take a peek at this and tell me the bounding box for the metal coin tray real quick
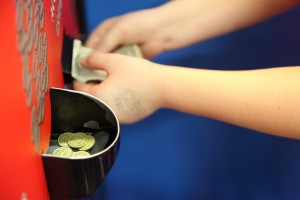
[42,88,120,200]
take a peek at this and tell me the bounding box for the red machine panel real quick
[0,0,79,199]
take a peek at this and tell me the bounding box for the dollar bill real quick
[113,44,143,57]
[71,39,107,83]
[72,39,143,83]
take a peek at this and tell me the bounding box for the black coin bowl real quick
[42,88,120,200]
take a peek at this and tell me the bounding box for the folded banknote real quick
[72,39,143,83]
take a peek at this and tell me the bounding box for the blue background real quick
[82,1,300,200]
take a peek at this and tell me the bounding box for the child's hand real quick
[73,52,165,124]
[85,0,208,58]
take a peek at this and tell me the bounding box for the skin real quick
[74,0,300,139]
[74,54,300,139]
[85,0,300,58]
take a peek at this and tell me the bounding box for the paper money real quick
[113,44,143,57]
[72,40,107,83]
[72,39,143,83]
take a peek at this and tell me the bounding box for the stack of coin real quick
[52,132,95,158]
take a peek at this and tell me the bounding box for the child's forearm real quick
[159,66,300,139]
[160,0,300,45]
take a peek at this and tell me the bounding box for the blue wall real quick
[83,1,300,199]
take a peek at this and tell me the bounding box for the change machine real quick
[0,1,120,199]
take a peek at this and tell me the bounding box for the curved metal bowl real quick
[42,88,120,200]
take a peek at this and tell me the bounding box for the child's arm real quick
[85,0,300,58]
[75,53,300,139]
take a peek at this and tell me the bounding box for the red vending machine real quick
[0,1,120,199]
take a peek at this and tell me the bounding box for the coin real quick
[72,151,90,158]
[58,132,73,147]
[53,146,73,157]
[68,132,87,148]
[79,135,95,151]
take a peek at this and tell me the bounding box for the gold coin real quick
[71,151,90,158]
[53,147,73,157]
[68,132,87,148]
[79,135,95,151]
[58,132,73,147]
